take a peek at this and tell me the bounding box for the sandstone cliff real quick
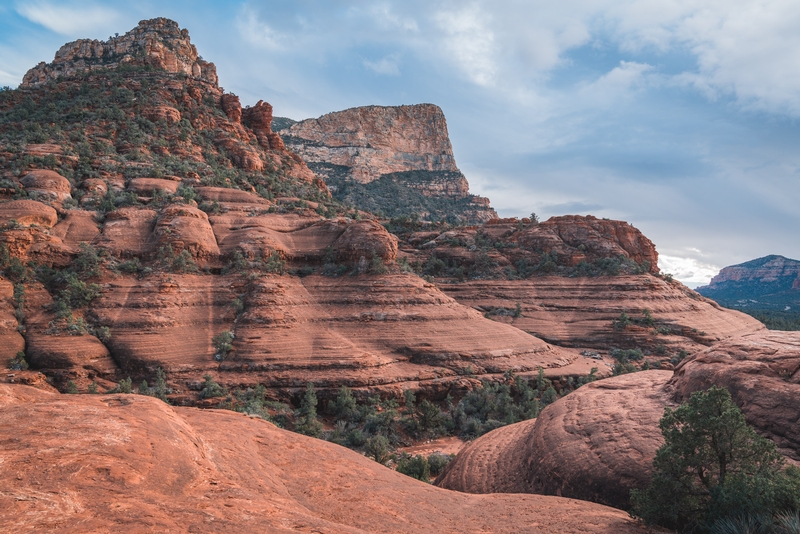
[22,18,218,87]
[278,105,497,223]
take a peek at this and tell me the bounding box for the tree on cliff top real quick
[630,386,800,532]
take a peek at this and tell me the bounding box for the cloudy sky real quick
[2,0,799,287]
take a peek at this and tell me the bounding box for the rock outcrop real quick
[22,18,218,86]
[283,105,459,182]
[436,371,674,510]
[279,105,497,223]
[669,330,800,461]
[0,383,645,533]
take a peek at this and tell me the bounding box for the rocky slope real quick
[278,105,497,223]
[0,383,646,533]
[696,255,800,311]
[669,330,800,461]
[398,215,763,359]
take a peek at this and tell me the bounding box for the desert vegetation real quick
[631,386,800,533]
[194,367,598,480]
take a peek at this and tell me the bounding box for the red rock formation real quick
[0,278,25,361]
[0,199,58,227]
[242,100,285,150]
[220,93,242,123]
[669,330,800,461]
[151,204,220,259]
[142,105,182,124]
[705,255,800,286]
[436,371,675,510]
[51,211,100,247]
[442,276,762,353]
[0,383,643,533]
[284,104,460,182]
[21,18,218,86]
[20,170,72,202]
[126,177,181,196]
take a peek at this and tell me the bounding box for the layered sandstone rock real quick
[0,199,58,228]
[436,371,674,510]
[669,330,800,461]
[0,383,643,533]
[0,278,25,361]
[442,276,763,353]
[22,18,218,86]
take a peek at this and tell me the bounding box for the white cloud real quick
[434,5,496,86]
[659,254,721,288]
[16,1,120,36]
[364,54,401,76]
[236,4,285,51]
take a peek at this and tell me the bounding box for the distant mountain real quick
[696,255,800,330]
[696,255,800,310]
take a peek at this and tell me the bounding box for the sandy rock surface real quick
[0,383,648,533]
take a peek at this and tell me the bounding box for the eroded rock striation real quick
[279,105,497,223]
[0,383,645,533]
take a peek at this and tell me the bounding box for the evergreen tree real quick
[631,386,800,532]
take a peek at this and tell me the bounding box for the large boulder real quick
[436,371,674,510]
[0,200,58,228]
[20,170,72,201]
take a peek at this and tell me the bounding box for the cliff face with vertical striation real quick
[278,105,498,223]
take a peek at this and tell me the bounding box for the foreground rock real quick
[436,371,675,510]
[0,383,645,533]
[669,330,800,461]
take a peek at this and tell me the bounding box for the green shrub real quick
[199,374,226,399]
[396,454,430,483]
[112,377,133,394]
[427,453,454,477]
[66,380,78,394]
[365,434,391,464]
[612,311,632,330]
[8,351,28,370]
[212,331,234,361]
[610,348,644,363]
[295,382,323,438]
[328,386,360,422]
